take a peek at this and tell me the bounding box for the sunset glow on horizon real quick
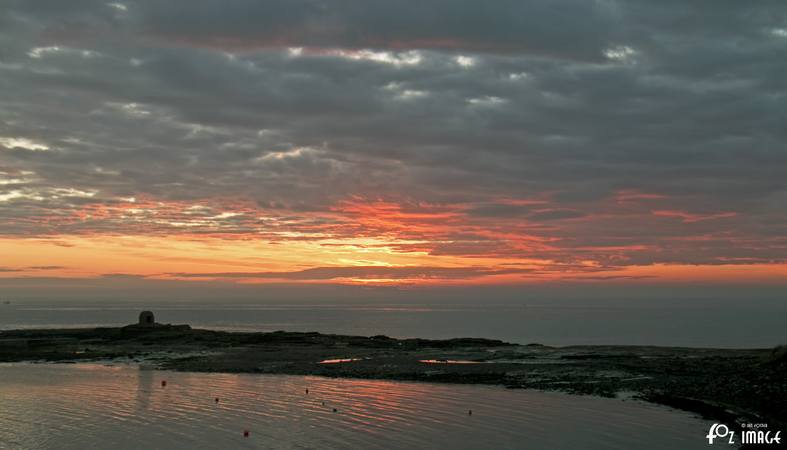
[2,191,785,287]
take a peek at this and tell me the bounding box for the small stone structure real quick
[122,311,190,332]
[138,311,155,327]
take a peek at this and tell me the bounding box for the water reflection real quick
[136,366,153,410]
[0,363,712,450]
[318,358,363,364]
[419,359,482,364]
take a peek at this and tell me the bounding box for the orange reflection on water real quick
[318,358,363,364]
[419,359,482,364]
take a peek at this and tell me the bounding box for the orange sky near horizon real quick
[2,193,786,287]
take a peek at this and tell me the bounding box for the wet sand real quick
[1,325,784,433]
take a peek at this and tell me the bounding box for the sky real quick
[1,1,786,298]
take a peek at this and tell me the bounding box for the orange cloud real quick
[1,192,784,287]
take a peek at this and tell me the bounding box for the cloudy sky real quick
[1,1,786,296]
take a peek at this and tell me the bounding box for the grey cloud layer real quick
[1,0,786,267]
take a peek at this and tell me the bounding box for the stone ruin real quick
[138,310,155,327]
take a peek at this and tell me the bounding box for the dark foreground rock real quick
[1,326,784,432]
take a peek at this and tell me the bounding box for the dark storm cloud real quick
[0,0,785,268]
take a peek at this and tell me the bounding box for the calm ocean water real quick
[1,297,785,347]
[0,363,713,450]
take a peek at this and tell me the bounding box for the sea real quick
[1,296,785,347]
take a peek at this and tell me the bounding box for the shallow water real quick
[2,297,786,347]
[0,363,712,449]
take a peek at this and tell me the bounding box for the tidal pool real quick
[0,363,712,449]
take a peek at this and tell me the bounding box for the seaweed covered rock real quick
[767,345,787,365]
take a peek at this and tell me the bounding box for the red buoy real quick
[161,380,167,387]
[215,397,219,403]
[243,430,250,438]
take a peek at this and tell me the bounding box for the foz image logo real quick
[706,424,735,445]
[706,423,782,445]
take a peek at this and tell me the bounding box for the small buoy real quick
[321,401,325,406]
[243,430,249,438]
[161,380,167,387]
[305,388,309,394]
[332,408,338,413]
[468,409,472,416]
[215,397,219,403]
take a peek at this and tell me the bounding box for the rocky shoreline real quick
[1,325,784,434]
